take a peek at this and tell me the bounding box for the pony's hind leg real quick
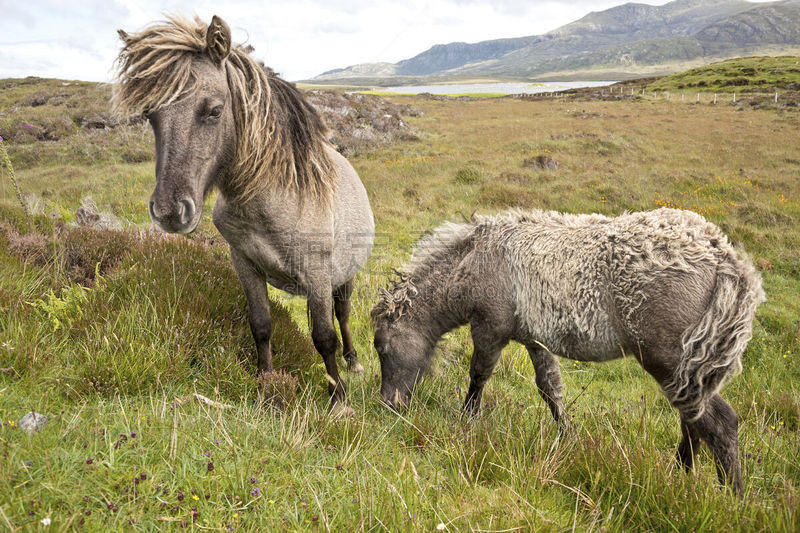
[309,283,351,416]
[526,346,565,424]
[333,278,363,374]
[677,415,702,472]
[638,348,742,496]
[684,395,743,495]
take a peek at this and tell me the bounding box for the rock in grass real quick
[18,412,48,433]
[74,196,122,230]
[523,155,559,170]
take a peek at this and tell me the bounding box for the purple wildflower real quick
[251,487,261,498]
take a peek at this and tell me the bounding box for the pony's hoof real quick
[347,360,364,374]
[330,402,355,419]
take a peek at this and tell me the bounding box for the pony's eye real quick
[208,105,223,119]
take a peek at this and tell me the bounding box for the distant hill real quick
[311,0,800,84]
[646,55,800,92]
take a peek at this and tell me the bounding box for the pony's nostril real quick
[179,198,195,225]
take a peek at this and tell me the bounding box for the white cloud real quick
[0,0,768,82]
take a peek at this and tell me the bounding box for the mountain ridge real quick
[310,0,800,83]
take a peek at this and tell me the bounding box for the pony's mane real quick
[372,219,477,322]
[112,15,334,205]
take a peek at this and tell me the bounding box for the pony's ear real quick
[117,29,130,43]
[206,15,231,64]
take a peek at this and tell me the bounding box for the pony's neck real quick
[405,261,471,345]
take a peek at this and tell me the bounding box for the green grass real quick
[647,56,800,93]
[1,78,799,531]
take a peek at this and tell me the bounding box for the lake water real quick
[380,81,616,95]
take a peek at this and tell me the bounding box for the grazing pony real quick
[372,208,764,493]
[114,16,374,414]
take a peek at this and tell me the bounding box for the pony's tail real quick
[665,252,765,421]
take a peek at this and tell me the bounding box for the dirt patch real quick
[5,228,51,267]
[2,222,134,286]
[258,370,300,409]
[305,90,421,155]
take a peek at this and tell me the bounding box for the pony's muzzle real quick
[148,197,197,233]
[381,388,410,411]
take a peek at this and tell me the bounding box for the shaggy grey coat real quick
[373,207,764,494]
[114,16,374,413]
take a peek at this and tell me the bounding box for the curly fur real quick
[378,208,764,419]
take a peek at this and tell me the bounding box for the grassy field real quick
[647,56,800,93]
[1,79,799,531]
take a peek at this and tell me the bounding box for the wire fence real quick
[513,85,798,109]
[595,85,794,107]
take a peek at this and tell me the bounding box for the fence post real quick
[681,93,685,102]
[697,93,700,103]
[713,93,717,104]
[775,92,779,103]
[733,93,736,103]
[642,87,645,96]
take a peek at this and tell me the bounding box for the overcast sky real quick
[0,0,776,82]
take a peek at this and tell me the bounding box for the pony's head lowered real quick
[371,272,435,410]
[113,15,333,233]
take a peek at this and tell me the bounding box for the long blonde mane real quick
[112,15,334,205]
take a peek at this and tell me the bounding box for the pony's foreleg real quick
[526,346,565,424]
[231,249,273,374]
[463,321,509,414]
[309,282,349,414]
[333,278,363,374]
